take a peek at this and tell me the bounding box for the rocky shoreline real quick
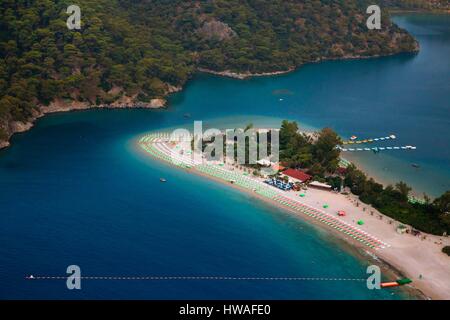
[0,86,182,150]
[197,67,296,79]
[0,41,420,151]
[197,43,420,80]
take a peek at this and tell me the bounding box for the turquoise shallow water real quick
[0,14,448,299]
[0,110,404,299]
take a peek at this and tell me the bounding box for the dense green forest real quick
[0,0,419,144]
[279,120,342,176]
[279,120,450,236]
[344,166,450,235]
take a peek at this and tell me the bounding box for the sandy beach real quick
[294,190,450,299]
[138,133,450,300]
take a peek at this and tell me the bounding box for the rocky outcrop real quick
[0,86,182,149]
[0,140,9,149]
[197,67,295,79]
[0,78,191,150]
[10,121,33,134]
[197,19,236,41]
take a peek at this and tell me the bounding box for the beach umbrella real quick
[338,210,346,216]
[299,193,305,197]
[323,204,329,208]
[357,220,364,225]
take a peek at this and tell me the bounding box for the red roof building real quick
[282,169,312,183]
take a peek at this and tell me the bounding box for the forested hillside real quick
[0,0,420,146]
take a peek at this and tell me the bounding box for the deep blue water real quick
[0,110,403,299]
[0,14,448,299]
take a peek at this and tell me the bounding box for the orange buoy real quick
[381,282,400,288]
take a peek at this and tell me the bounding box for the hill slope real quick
[0,0,419,147]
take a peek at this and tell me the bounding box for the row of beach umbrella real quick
[139,133,388,250]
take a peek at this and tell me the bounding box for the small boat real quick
[411,163,420,168]
[183,113,191,118]
[350,135,357,140]
[160,178,167,182]
[381,282,399,288]
[381,278,412,288]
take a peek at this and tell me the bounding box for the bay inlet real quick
[0,14,448,299]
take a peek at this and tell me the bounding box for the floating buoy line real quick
[338,134,416,154]
[342,134,397,145]
[338,145,417,152]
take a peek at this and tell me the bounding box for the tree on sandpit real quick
[442,246,450,256]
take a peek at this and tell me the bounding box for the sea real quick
[0,14,448,299]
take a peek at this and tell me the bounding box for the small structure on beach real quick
[309,181,332,191]
[256,159,272,167]
[282,168,312,183]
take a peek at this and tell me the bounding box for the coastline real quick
[0,37,419,150]
[196,48,420,80]
[188,164,425,299]
[136,133,450,300]
[197,67,296,80]
[0,92,178,150]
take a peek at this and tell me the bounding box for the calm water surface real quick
[1,14,447,299]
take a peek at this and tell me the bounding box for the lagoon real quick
[0,14,448,299]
